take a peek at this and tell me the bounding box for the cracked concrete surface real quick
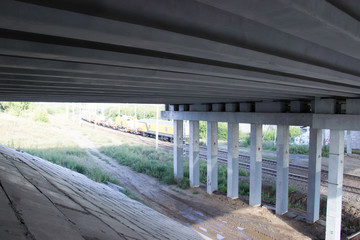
[0,145,204,240]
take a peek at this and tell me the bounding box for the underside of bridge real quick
[1,0,360,239]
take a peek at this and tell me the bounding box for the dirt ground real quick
[71,127,326,240]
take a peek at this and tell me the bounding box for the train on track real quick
[81,114,189,142]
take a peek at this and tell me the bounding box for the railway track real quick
[82,119,360,195]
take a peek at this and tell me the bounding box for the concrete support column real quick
[174,120,184,180]
[189,120,200,187]
[207,121,218,194]
[276,125,289,215]
[325,130,344,240]
[307,127,322,223]
[227,123,239,199]
[346,130,352,154]
[249,124,263,206]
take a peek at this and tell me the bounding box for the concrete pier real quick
[346,130,352,154]
[173,120,183,180]
[227,122,239,199]
[307,127,322,223]
[276,125,289,215]
[325,130,344,240]
[207,121,218,194]
[163,97,360,238]
[189,120,200,187]
[249,124,263,206]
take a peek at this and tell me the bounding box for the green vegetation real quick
[289,144,309,154]
[0,109,119,186]
[199,121,242,141]
[262,191,276,203]
[104,104,164,121]
[100,144,251,195]
[288,185,297,194]
[123,187,141,201]
[239,135,330,157]
[239,168,249,177]
[25,147,118,184]
[100,145,176,185]
[32,109,49,122]
[322,145,329,158]
[0,102,34,116]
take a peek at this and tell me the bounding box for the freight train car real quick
[137,119,189,142]
[115,115,138,133]
[83,114,188,142]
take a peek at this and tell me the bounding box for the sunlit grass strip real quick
[24,147,118,184]
[100,144,251,195]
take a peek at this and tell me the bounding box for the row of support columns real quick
[173,120,345,240]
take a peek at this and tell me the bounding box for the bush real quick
[0,102,34,116]
[239,168,249,177]
[239,135,250,147]
[289,126,302,138]
[289,144,309,154]
[218,122,228,140]
[322,145,329,157]
[100,145,176,185]
[238,182,249,196]
[199,121,229,141]
[177,177,190,189]
[33,109,49,122]
[25,147,118,185]
[263,129,275,141]
[262,142,277,151]
[199,121,207,139]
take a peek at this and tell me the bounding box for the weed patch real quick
[25,147,118,185]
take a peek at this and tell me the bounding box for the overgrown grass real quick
[100,145,177,185]
[123,187,141,201]
[25,147,118,184]
[239,137,331,158]
[101,144,251,195]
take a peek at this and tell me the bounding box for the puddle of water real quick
[217,233,225,239]
[199,227,207,232]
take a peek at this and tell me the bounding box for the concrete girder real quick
[1,68,358,100]
[1,37,360,93]
[200,0,360,59]
[1,0,360,80]
[0,76,327,100]
[162,111,313,126]
[1,56,359,98]
[163,111,360,131]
